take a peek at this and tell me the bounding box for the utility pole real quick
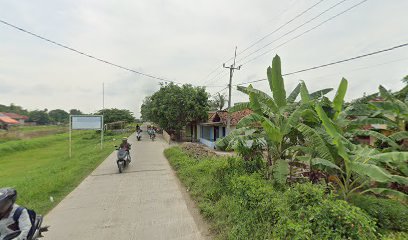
[223,46,241,134]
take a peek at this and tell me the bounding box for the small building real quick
[0,112,29,124]
[197,109,252,149]
[0,114,20,130]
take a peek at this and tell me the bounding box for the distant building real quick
[0,112,29,124]
[196,109,253,149]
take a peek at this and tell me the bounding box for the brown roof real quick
[208,109,253,126]
[0,116,20,124]
[0,112,29,120]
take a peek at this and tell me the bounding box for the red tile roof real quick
[209,109,253,126]
[0,112,29,120]
[0,116,20,124]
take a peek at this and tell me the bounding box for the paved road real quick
[43,132,208,240]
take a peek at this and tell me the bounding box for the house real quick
[0,113,20,130]
[0,112,29,124]
[196,109,253,149]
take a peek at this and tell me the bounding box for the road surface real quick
[43,131,209,240]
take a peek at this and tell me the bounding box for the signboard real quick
[69,115,104,157]
[71,115,103,130]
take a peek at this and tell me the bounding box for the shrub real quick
[349,194,408,232]
[165,147,379,240]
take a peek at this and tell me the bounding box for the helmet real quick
[0,188,17,214]
[122,137,128,141]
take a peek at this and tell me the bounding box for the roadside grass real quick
[165,146,407,240]
[0,130,129,214]
[0,125,67,142]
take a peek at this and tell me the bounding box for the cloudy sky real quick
[0,0,407,118]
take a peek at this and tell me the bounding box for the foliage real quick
[140,83,209,136]
[349,194,408,232]
[217,55,333,184]
[0,130,129,214]
[69,109,83,115]
[210,92,228,111]
[165,147,379,240]
[49,109,69,123]
[28,110,50,125]
[95,108,134,124]
[0,103,29,115]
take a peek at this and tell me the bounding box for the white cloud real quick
[0,0,407,117]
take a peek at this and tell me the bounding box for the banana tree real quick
[217,55,332,184]
[315,103,408,201]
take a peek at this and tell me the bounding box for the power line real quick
[234,42,408,86]
[237,0,349,64]
[200,0,327,85]
[240,0,369,66]
[204,0,356,87]
[0,19,182,84]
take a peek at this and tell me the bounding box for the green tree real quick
[209,93,228,111]
[49,109,69,124]
[141,83,209,139]
[0,103,29,115]
[402,75,408,84]
[28,110,50,125]
[69,109,83,115]
[96,108,134,124]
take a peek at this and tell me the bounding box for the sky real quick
[0,0,407,118]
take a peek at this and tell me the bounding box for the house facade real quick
[196,109,252,149]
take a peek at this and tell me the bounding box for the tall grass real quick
[0,130,128,214]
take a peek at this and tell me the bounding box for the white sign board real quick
[71,115,103,130]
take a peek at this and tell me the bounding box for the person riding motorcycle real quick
[0,188,31,240]
[119,137,131,152]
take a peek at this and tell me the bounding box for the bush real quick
[349,194,408,232]
[165,147,380,240]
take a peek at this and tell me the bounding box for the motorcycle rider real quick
[0,188,32,240]
[120,137,131,151]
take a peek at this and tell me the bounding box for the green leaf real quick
[363,188,408,201]
[287,83,301,103]
[370,152,408,165]
[315,104,338,138]
[311,158,342,172]
[300,81,311,103]
[333,78,348,120]
[267,55,287,108]
[273,159,289,185]
[262,118,282,143]
[310,88,334,100]
[379,85,394,101]
[248,87,263,115]
[237,85,278,112]
[390,175,408,185]
[282,104,309,135]
[229,102,250,113]
[297,123,335,162]
[236,113,264,128]
[351,129,399,149]
[351,162,392,183]
[348,117,398,129]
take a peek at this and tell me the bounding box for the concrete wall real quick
[162,130,171,144]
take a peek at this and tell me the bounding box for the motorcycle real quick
[151,133,156,141]
[115,145,131,173]
[3,215,49,240]
[136,131,142,141]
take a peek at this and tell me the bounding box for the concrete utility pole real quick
[223,46,241,134]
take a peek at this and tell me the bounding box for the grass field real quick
[0,129,129,214]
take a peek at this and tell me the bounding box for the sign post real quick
[69,115,104,158]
